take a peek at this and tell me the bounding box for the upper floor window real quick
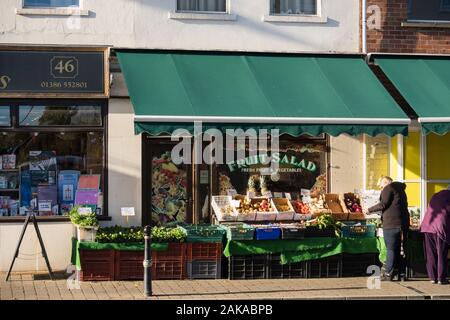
[408,0,450,21]
[270,0,317,15]
[23,0,79,8]
[177,0,226,12]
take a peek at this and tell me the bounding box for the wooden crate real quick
[325,194,349,220]
[272,198,295,221]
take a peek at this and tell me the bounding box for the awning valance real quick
[117,51,410,137]
[375,56,450,135]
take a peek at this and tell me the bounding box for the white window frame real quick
[17,0,89,16]
[263,0,327,23]
[169,0,237,21]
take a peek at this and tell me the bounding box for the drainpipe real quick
[362,0,367,53]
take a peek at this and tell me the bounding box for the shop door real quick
[142,136,193,226]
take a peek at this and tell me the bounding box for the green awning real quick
[117,51,410,137]
[375,57,450,135]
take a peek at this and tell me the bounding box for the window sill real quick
[16,8,90,16]
[263,14,327,23]
[402,20,450,28]
[168,11,237,21]
[0,215,111,223]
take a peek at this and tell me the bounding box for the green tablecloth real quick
[224,237,385,265]
[71,238,169,270]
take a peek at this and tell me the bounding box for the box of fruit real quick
[252,198,278,221]
[211,196,237,222]
[272,198,295,221]
[234,197,257,221]
[343,193,365,220]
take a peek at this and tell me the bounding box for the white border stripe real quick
[419,117,450,123]
[134,115,411,125]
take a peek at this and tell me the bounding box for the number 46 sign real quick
[50,56,78,79]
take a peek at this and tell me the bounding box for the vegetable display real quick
[344,193,363,213]
[291,200,311,214]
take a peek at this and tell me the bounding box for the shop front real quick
[0,47,109,272]
[368,55,450,220]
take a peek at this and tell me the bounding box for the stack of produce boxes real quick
[180,225,226,280]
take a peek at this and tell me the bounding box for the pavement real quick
[1,272,450,300]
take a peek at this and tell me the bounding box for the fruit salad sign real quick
[151,151,187,225]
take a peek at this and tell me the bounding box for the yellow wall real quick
[405,182,421,207]
[427,183,448,203]
[390,135,398,180]
[427,133,450,180]
[404,132,421,181]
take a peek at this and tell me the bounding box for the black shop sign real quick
[0,48,107,97]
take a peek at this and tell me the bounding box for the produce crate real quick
[346,213,366,220]
[272,198,295,221]
[255,226,281,240]
[114,250,144,280]
[281,224,306,240]
[304,226,338,238]
[340,222,376,238]
[307,255,343,278]
[186,243,222,261]
[152,242,186,261]
[79,249,115,281]
[187,260,221,279]
[179,225,226,243]
[342,253,381,277]
[325,194,348,214]
[268,254,307,279]
[228,255,268,280]
[212,196,237,222]
[252,198,278,221]
[294,213,313,221]
[235,212,257,222]
[152,259,186,280]
[222,223,254,241]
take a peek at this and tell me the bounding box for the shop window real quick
[216,138,328,199]
[0,131,104,218]
[19,105,102,127]
[270,0,317,15]
[0,106,11,127]
[365,135,389,190]
[23,0,79,7]
[177,0,226,12]
[407,0,450,21]
[0,102,106,219]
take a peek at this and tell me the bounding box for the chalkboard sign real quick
[0,48,107,97]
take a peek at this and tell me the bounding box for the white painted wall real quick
[0,0,360,53]
[330,134,364,193]
[107,97,142,227]
[0,222,73,272]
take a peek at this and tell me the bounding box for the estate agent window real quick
[0,101,106,218]
[23,0,79,7]
[177,0,226,12]
[270,0,317,15]
[407,0,450,21]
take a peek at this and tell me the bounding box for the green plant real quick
[95,225,186,243]
[69,206,99,228]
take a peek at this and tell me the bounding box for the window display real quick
[0,130,104,217]
[216,139,328,199]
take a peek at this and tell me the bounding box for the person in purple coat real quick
[420,188,450,285]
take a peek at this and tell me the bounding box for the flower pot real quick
[77,226,98,242]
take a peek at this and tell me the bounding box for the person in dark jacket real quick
[366,176,410,281]
[420,188,450,285]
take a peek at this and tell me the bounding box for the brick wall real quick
[366,0,450,53]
